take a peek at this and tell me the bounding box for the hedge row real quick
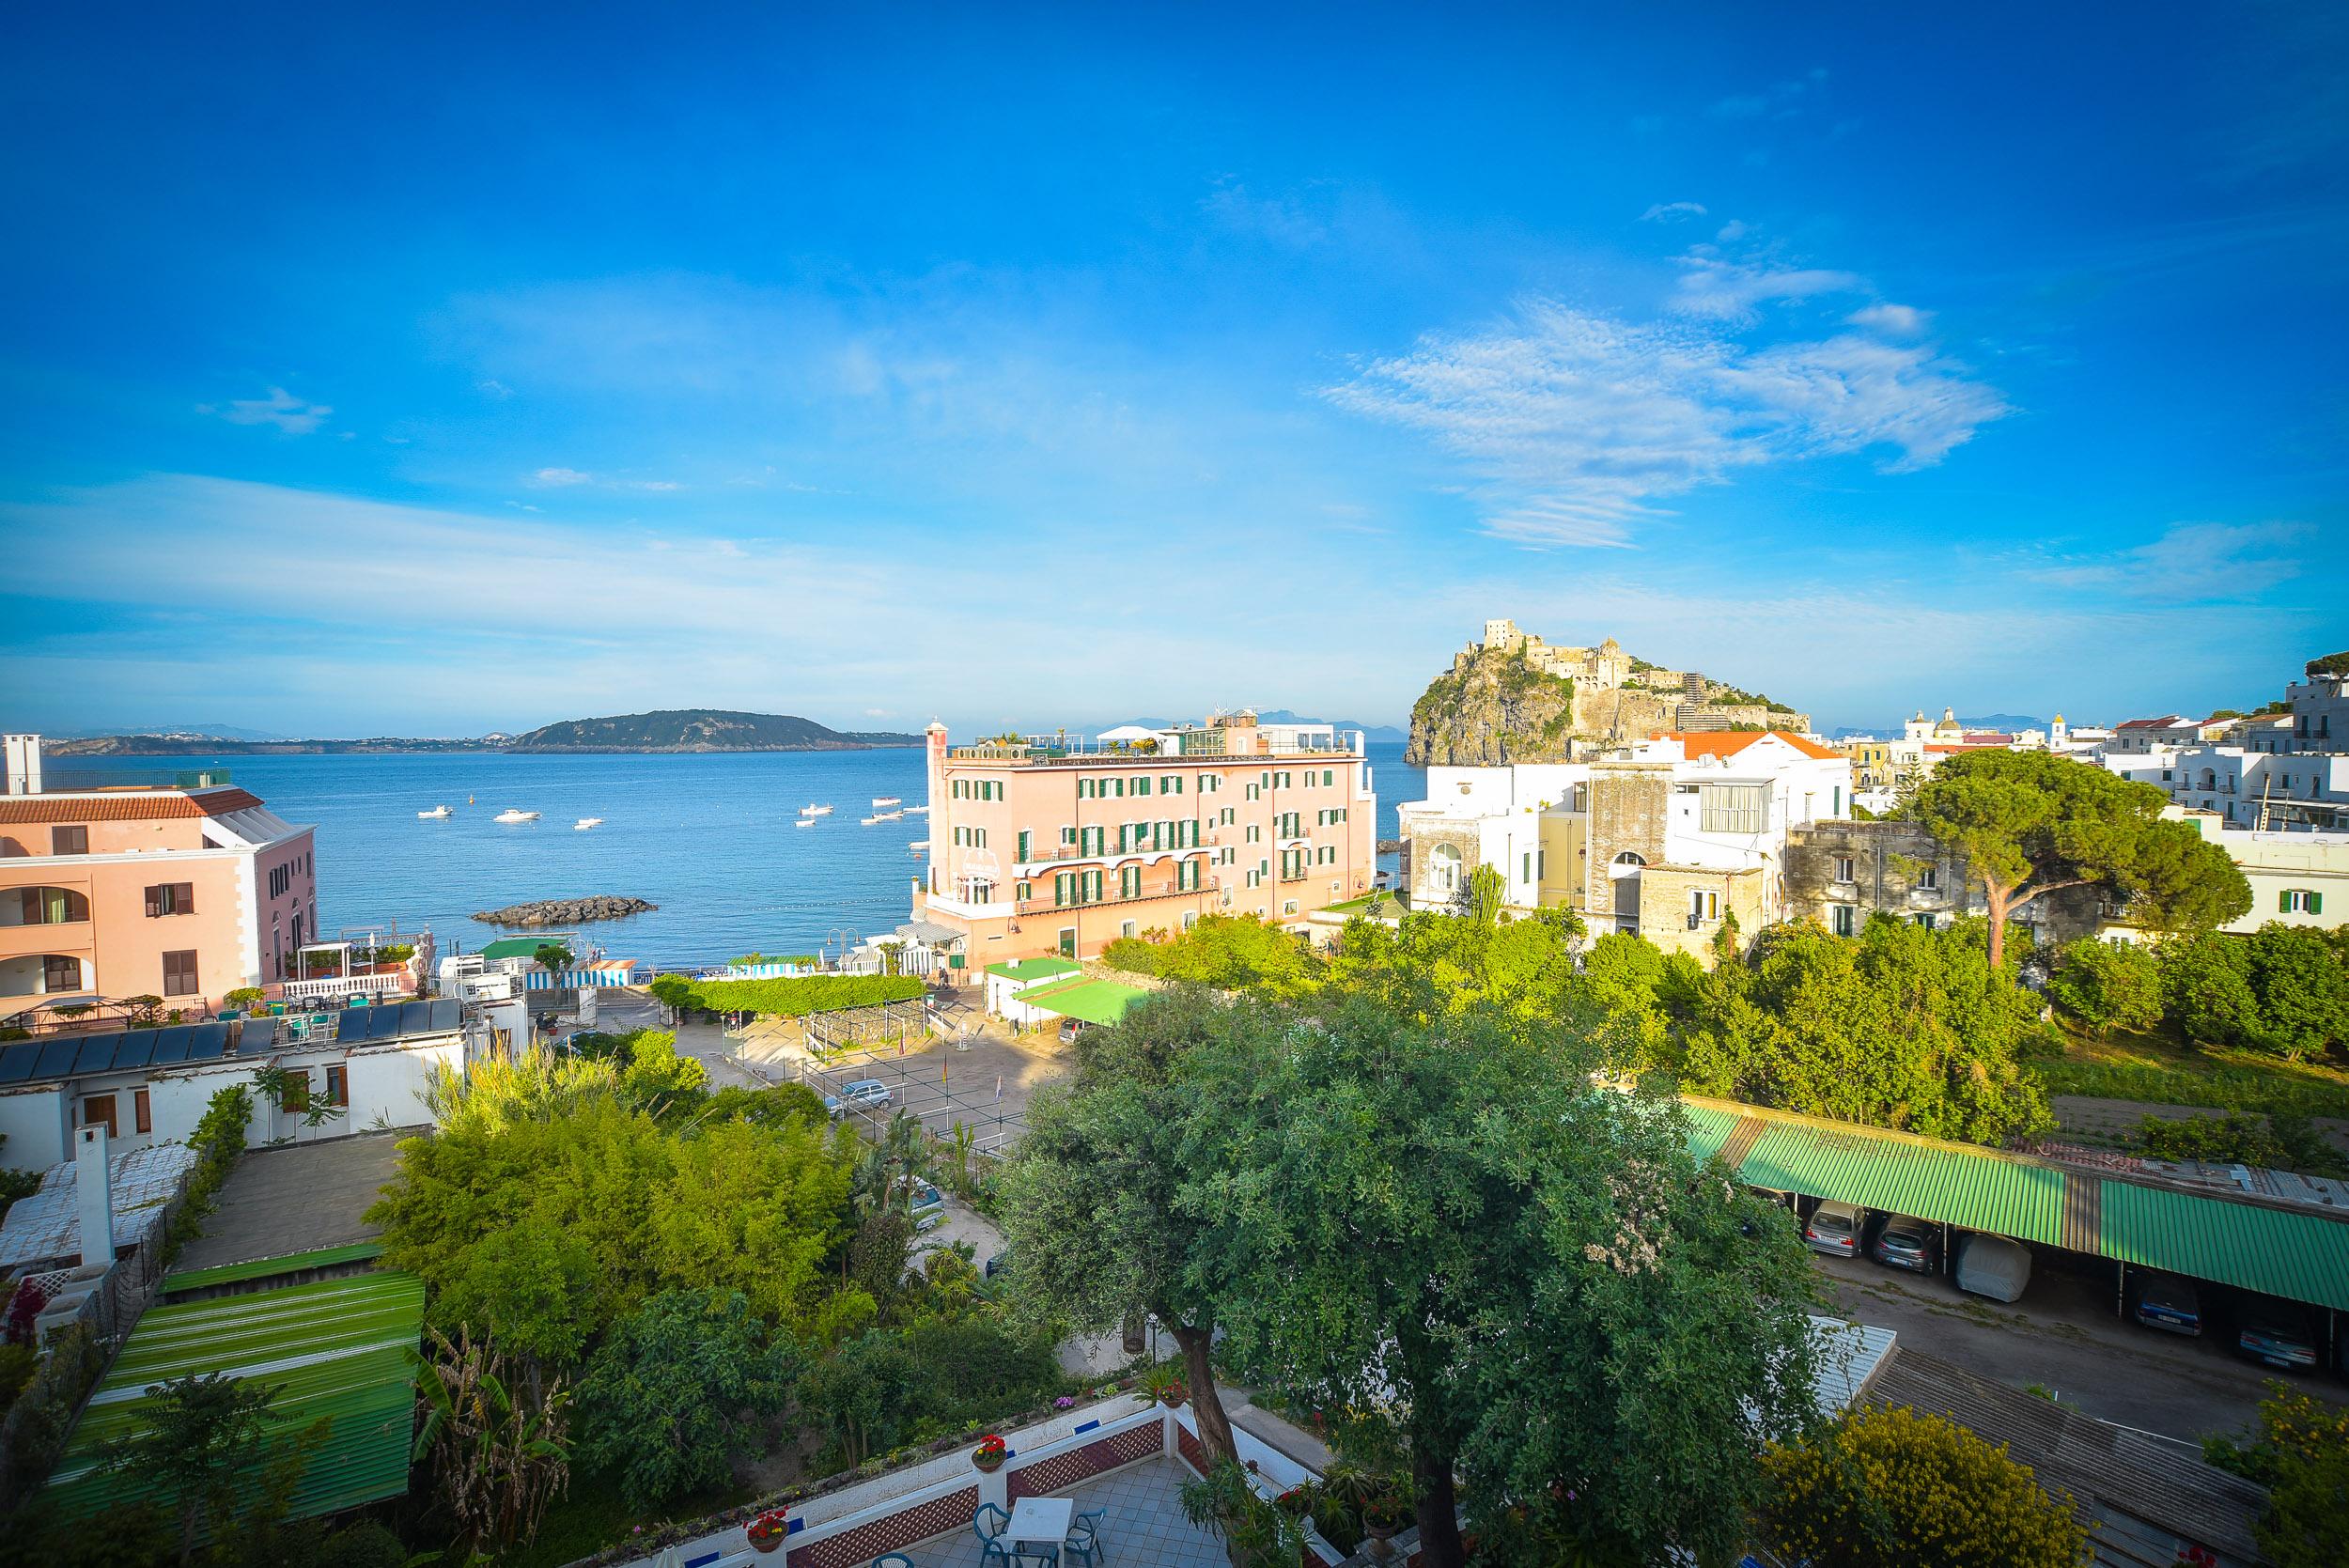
[650,973,926,1017]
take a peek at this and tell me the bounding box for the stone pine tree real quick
[1906,749,2249,970]
[999,987,1261,1467]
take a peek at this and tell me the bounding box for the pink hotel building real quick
[1,736,319,1018]
[912,712,1378,965]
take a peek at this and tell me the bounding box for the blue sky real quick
[1,2,2342,737]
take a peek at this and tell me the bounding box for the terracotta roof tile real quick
[0,787,265,824]
[1649,730,1842,762]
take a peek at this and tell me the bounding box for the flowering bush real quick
[745,1509,789,1545]
[1054,1395,1076,1408]
[1756,1405,2087,1568]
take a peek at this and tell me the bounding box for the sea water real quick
[146,743,1423,967]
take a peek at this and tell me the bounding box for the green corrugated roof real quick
[1683,1094,2349,1312]
[1019,976,1146,1026]
[986,956,1083,982]
[1735,1117,2069,1246]
[46,1269,425,1526]
[162,1241,385,1295]
[477,937,562,961]
[1680,1103,1739,1165]
[2101,1179,2349,1312]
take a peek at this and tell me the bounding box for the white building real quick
[2166,810,2345,934]
[2098,660,2349,833]
[0,1000,464,1174]
[1398,732,1853,963]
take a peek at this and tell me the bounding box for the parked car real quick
[984,1249,1013,1280]
[823,1079,892,1118]
[908,1179,945,1233]
[1803,1200,1866,1258]
[1952,1234,2031,1302]
[1058,1017,1085,1044]
[2235,1299,2318,1371]
[1870,1215,1940,1275]
[2131,1272,2202,1337]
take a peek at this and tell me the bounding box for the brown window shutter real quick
[177,882,195,913]
[135,1090,152,1134]
[145,885,163,917]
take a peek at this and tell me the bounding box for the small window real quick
[324,1064,349,1107]
[82,1094,117,1136]
[1689,890,1719,923]
[1913,913,1936,929]
[1831,906,1856,937]
[52,825,89,855]
[1120,921,1137,939]
[1833,857,1855,884]
[1918,866,1938,892]
[134,1088,152,1133]
[163,949,200,996]
[145,881,197,917]
[2280,889,2322,914]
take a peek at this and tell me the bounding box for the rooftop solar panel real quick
[0,1044,38,1085]
[70,1033,124,1075]
[110,1031,161,1072]
[33,1038,81,1080]
[365,1006,403,1040]
[149,1027,192,1064]
[428,998,461,1033]
[183,1024,229,1063]
[398,1000,434,1035]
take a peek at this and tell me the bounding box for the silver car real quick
[823,1078,893,1118]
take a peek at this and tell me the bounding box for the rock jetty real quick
[472,895,657,926]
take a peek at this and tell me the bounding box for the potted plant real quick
[1363,1488,1408,1544]
[1141,1362,1190,1407]
[972,1434,1008,1472]
[744,1508,789,1554]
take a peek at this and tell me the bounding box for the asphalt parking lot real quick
[1811,1246,2343,1442]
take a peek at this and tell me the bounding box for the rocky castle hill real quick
[1406,618,1812,765]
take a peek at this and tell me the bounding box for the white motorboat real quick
[493,809,540,824]
[417,805,452,819]
[861,813,887,825]
[903,804,929,815]
[574,817,603,831]
[871,796,902,808]
[795,817,817,828]
[799,803,833,817]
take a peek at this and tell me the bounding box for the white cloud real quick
[1640,201,1708,223]
[1846,303,1933,337]
[198,386,332,435]
[2017,520,2311,600]
[533,466,593,486]
[1668,254,1865,323]
[1200,178,1329,248]
[477,379,513,397]
[1328,297,2010,546]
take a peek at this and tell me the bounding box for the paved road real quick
[1813,1251,2342,1441]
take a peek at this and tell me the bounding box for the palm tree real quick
[411,1326,571,1553]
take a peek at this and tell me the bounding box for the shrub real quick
[2135,1112,2349,1177]
[2202,1382,2349,1568]
[1755,1405,2088,1568]
[650,974,925,1017]
[2046,939,2163,1034]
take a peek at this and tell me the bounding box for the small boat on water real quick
[795,817,817,828]
[871,796,902,808]
[417,805,452,819]
[799,803,833,817]
[861,813,887,825]
[574,817,603,831]
[903,804,929,815]
[493,809,540,824]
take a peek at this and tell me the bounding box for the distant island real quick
[46,709,924,756]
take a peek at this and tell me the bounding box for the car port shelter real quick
[1681,1094,2349,1330]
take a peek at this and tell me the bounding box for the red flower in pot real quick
[972,1434,1008,1471]
[745,1508,789,1553]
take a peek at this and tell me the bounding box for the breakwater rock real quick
[473,895,657,926]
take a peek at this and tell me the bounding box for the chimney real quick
[3,734,40,796]
[75,1124,115,1267]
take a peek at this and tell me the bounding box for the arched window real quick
[1,888,90,927]
[1427,843,1464,893]
[1613,851,1645,867]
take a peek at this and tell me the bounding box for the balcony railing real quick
[1015,838,1210,865]
[947,736,1361,766]
[26,767,236,793]
[1018,882,1210,916]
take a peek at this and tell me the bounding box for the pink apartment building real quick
[911,712,1378,966]
[1,735,319,1019]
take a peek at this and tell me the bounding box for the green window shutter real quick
[1017,831,1030,862]
[2310,892,2324,914]
[2279,890,2291,912]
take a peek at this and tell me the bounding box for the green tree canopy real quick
[2046,937,2164,1035]
[1906,749,2249,969]
[1675,918,2053,1145]
[1184,997,1823,1568]
[1000,986,1267,1466]
[575,1289,802,1511]
[1102,912,1324,998]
